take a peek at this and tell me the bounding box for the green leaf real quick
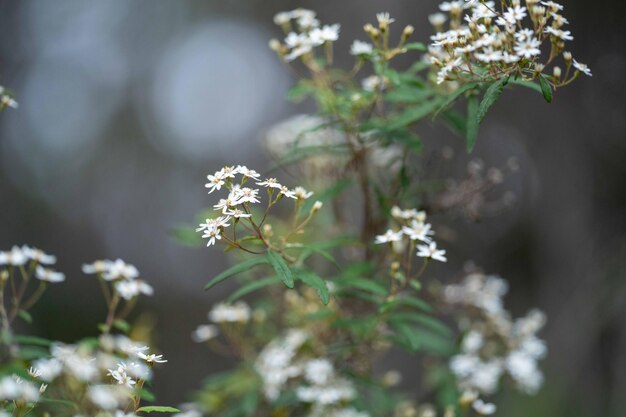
[538,75,553,103]
[297,270,330,305]
[477,76,509,124]
[205,257,269,290]
[13,335,52,347]
[137,387,156,402]
[136,406,181,413]
[509,79,542,93]
[466,94,479,153]
[18,310,32,324]
[298,246,340,270]
[113,319,131,334]
[338,276,387,296]
[433,82,479,119]
[388,99,443,130]
[404,42,427,51]
[267,250,294,288]
[227,277,281,303]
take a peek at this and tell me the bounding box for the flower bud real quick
[553,66,562,79]
[312,201,323,212]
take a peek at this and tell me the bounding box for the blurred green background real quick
[0,0,624,416]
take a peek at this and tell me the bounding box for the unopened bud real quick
[269,39,283,54]
[402,25,415,41]
[312,201,323,212]
[563,51,572,62]
[553,66,562,78]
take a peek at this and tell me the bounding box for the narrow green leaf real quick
[267,250,294,288]
[477,76,509,124]
[433,82,479,119]
[18,310,32,324]
[205,257,269,290]
[389,99,443,130]
[227,277,281,303]
[338,276,387,296]
[113,319,131,334]
[136,406,181,413]
[137,387,156,402]
[466,94,479,153]
[13,335,52,347]
[297,270,330,305]
[509,79,542,93]
[538,75,553,103]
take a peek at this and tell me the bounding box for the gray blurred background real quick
[0,1,624,416]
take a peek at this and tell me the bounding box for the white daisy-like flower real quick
[224,208,252,218]
[374,229,403,244]
[103,259,139,281]
[541,1,564,11]
[232,187,261,205]
[416,242,447,262]
[428,13,448,26]
[350,40,373,56]
[309,24,340,45]
[503,5,527,22]
[205,172,225,194]
[115,280,153,300]
[209,302,251,323]
[137,352,167,363]
[544,26,573,41]
[35,266,65,283]
[235,165,261,179]
[293,186,314,200]
[376,12,395,26]
[573,59,592,76]
[21,246,57,265]
[257,178,283,189]
[0,246,28,266]
[402,220,434,242]
[514,37,542,59]
[279,186,297,199]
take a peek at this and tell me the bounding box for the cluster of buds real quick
[427,0,591,86]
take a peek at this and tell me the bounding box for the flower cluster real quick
[375,207,447,263]
[198,165,316,247]
[0,245,65,283]
[255,329,367,417]
[444,273,547,397]
[427,0,591,85]
[0,86,18,111]
[82,258,153,300]
[1,335,167,415]
[271,9,340,61]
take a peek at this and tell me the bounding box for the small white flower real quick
[304,358,335,385]
[350,40,373,56]
[137,352,167,363]
[545,26,573,41]
[209,302,251,323]
[416,242,447,262]
[293,186,314,200]
[257,178,283,189]
[205,172,225,194]
[103,259,139,281]
[402,220,434,242]
[279,186,297,199]
[374,229,403,244]
[21,246,57,264]
[503,5,527,22]
[376,12,395,26]
[309,24,340,45]
[514,37,542,59]
[573,59,592,76]
[235,165,261,179]
[428,13,447,27]
[232,187,261,205]
[0,246,28,266]
[115,280,153,300]
[35,265,65,283]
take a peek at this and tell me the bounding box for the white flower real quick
[573,59,592,76]
[376,12,395,26]
[416,242,447,262]
[514,37,542,59]
[503,5,527,22]
[309,24,340,45]
[21,246,57,264]
[35,266,65,283]
[544,26,573,41]
[192,324,219,342]
[232,187,261,205]
[224,208,252,218]
[273,11,292,25]
[235,165,261,179]
[88,385,124,410]
[0,246,28,266]
[541,1,564,11]
[137,352,167,364]
[374,229,403,244]
[28,367,42,379]
[115,280,153,300]
[32,358,62,382]
[256,178,283,189]
[293,186,313,200]
[350,40,373,56]
[0,95,18,110]
[473,399,497,415]
[108,363,136,388]
[505,350,543,393]
[279,186,297,199]
[304,358,335,385]
[402,220,434,242]
[82,260,109,275]
[205,172,225,194]
[103,259,139,281]
[209,302,251,323]
[361,75,383,92]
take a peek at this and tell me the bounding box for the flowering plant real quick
[1,1,590,416]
